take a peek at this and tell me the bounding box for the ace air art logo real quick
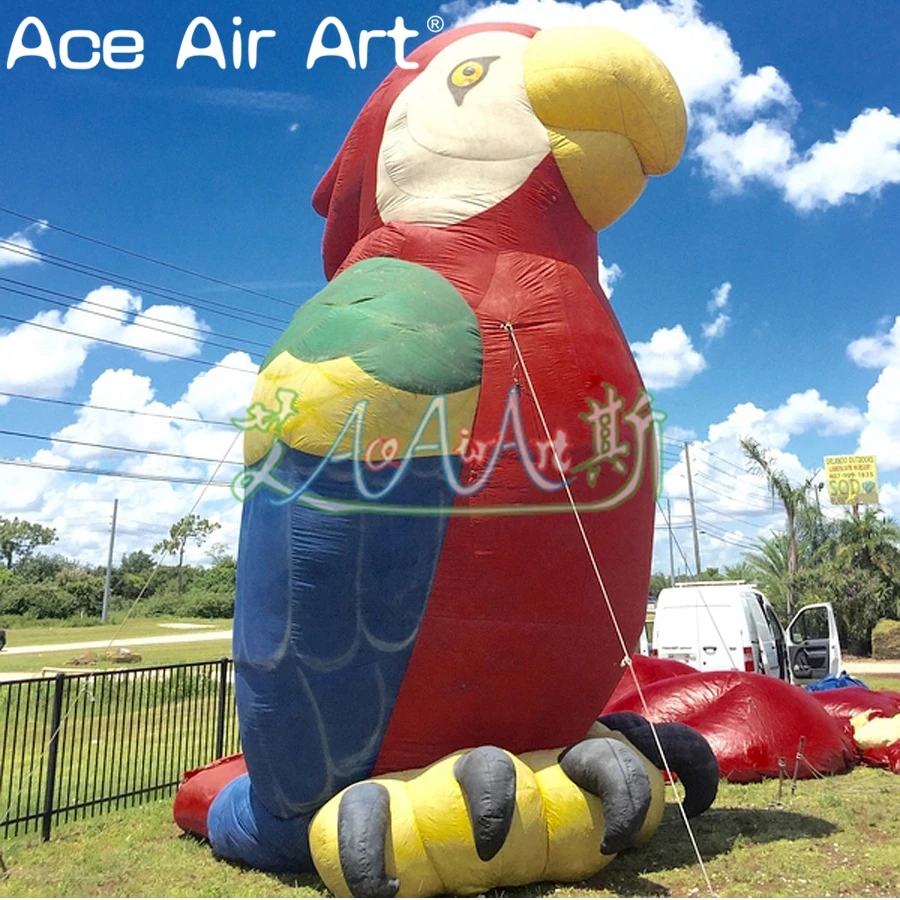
[230,386,663,516]
[4,15,431,72]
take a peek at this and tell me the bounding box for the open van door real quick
[786,603,842,683]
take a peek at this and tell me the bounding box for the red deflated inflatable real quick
[604,666,856,782]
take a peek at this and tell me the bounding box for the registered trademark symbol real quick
[427,15,445,32]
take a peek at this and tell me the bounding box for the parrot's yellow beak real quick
[524,27,687,231]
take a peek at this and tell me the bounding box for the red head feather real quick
[312,22,538,279]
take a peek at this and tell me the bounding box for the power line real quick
[691,471,776,507]
[696,517,759,550]
[0,281,265,359]
[657,498,695,575]
[0,276,273,351]
[661,436,757,475]
[0,205,298,309]
[0,312,258,374]
[0,391,237,428]
[0,456,233,487]
[0,428,244,468]
[692,497,776,529]
[697,528,759,552]
[659,440,775,503]
[0,239,291,331]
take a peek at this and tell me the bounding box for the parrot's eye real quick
[447,56,499,106]
[451,60,485,87]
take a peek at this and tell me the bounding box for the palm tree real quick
[723,561,754,582]
[833,508,900,580]
[740,437,816,615]
[744,531,793,615]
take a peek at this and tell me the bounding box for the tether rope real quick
[502,322,716,897]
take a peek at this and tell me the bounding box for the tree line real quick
[0,514,233,624]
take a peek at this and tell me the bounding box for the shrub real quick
[872,619,900,660]
[11,553,73,582]
[134,586,234,619]
[179,589,234,619]
[0,582,78,618]
[53,569,105,616]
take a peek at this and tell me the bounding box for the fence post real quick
[41,674,65,842]
[214,658,229,760]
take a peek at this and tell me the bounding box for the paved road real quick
[843,658,900,676]
[1,630,232,656]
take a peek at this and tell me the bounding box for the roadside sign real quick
[824,454,879,505]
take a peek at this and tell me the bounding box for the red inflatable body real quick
[810,687,900,722]
[605,654,696,710]
[604,669,856,782]
[174,754,247,839]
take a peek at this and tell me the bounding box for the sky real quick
[0,0,898,574]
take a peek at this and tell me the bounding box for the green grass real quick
[2,617,232,648]
[0,641,234,676]
[0,617,233,676]
[865,675,900,693]
[1,769,899,897]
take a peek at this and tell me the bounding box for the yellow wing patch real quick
[243,352,480,466]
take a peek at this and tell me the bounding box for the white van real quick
[651,582,841,683]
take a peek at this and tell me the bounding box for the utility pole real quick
[666,498,676,587]
[101,499,118,624]
[684,442,702,577]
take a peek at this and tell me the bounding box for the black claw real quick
[598,713,662,765]
[653,723,720,817]
[453,746,517,862]
[559,737,652,855]
[337,782,400,898]
[597,713,720,818]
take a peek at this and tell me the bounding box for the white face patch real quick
[376,32,551,227]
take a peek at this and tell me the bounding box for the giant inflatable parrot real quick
[174,21,711,891]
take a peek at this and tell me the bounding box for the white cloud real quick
[877,481,900,521]
[847,315,900,369]
[849,318,900,471]
[695,119,794,190]
[727,65,794,118]
[0,224,45,267]
[708,390,863,450]
[702,313,730,341]
[662,424,696,442]
[181,351,258,421]
[707,282,731,313]
[782,108,900,211]
[857,366,900,470]
[0,286,138,403]
[770,389,865,439]
[448,0,900,210]
[631,324,706,390]
[4,355,255,564]
[700,281,732,340]
[288,122,300,133]
[0,286,209,405]
[598,255,623,298]
[696,107,900,210]
[122,304,206,360]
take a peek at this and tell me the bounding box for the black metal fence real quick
[0,658,240,840]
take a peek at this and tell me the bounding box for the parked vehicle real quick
[651,581,841,683]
